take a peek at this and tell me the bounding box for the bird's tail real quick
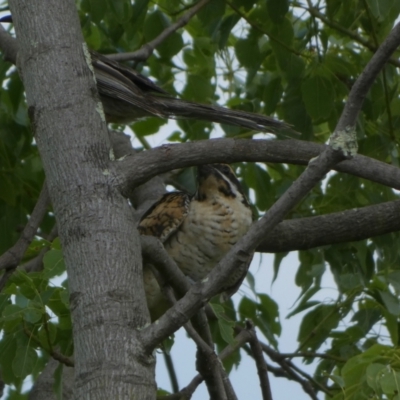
[155,97,291,133]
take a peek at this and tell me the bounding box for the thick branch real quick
[116,139,400,195]
[257,199,400,253]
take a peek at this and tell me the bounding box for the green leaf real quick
[43,248,66,278]
[235,37,263,69]
[365,0,397,21]
[210,303,235,345]
[256,294,281,345]
[263,76,283,115]
[2,304,24,321]
[107,0,133,23]
[89,0,108,24]
[12,346,38,378]
[0,334,18,383]
[379,369,400,396]
[23,307,43,324]
[37,323,58,347]
[267,0,289,23]
[144,10,168,42]
[298,305,341,351]
[0,175,16,206]
[301,75,335,120]
[379,291,400,316]
[366,363,386,392]
[133,117,166,136]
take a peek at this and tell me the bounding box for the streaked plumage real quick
[139,164,253,320]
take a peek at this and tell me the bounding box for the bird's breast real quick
[164,196,252,281]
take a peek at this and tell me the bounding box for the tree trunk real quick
[9,0,156,398]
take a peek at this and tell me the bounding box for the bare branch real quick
[109,0,211,62]
[163,353,179,394]
[278,352,346,362]
[0,183,51,291]
[0,183,50,271]
[258,199,400,253]
[246,322,273,400]
[116,139,400,196]
[146,240,234,400]
[250,343,320,400]
[159,327,253,400]
[335,22,400,132]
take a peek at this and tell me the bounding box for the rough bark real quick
[28,360,74,400]
[9,1,155,399]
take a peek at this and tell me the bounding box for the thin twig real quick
[163,352,179,393]
[0,182,50,271]
[0,183,50,291]
[158,326,253,400]
[278,352,346,363]
[226,0,306,58]
[246,321,273,400]
[23,324,74,367]
[305,3,400,68]
[259,343,330,397]
[108,0,211,62]
[155,276,229,400]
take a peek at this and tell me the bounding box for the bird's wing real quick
[138,192,191,243]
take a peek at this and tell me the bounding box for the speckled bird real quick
[138,164,254,320]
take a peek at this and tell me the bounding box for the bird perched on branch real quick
[138,164,254,320]
[91,52,290,133]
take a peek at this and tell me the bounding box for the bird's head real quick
[195,164,249,206]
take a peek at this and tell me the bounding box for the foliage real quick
[1,0,400,398]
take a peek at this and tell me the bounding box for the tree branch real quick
[246,321,273,400]
[116,138,400,196]
[305,3,400,69]
[158,327,253,400]
[257,199,400,253]
[0,183,50,271]
[144,237,235,399]
[108,0,211,62]
[138,20,400,350]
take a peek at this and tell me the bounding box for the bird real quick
[138,164,254,320]
[0,14,291,133]
[91,52,291,133]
